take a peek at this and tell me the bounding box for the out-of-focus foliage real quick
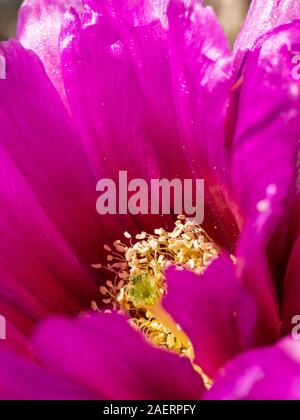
[206,0,251,47]
[0,0,22,40]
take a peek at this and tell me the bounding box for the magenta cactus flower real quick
[1,0,300,400]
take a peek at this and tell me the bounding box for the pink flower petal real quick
[163,257,257,379]
[0,144,98,344]
[282,233,300,335]
[60,0,239,249]
[205,338,300,400]
[166,0,240,250]
[232,22,300,340]
[33,312,205,399]
[0,345,97,400]
[17,0,82,103]
[0,40,108,342]
[86,0,169,25]
[234,0,300,69]
[0,40,103,266]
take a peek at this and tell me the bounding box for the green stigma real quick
[128,273,160,307]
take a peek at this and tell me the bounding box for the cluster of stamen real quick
[92,216,219,365]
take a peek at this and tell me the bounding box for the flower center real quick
[92,216,219,388]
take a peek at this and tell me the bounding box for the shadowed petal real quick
[163,257,257,379]
[4,24,155,287]
[0,40,110,343]
[33,313,205,400]
[0,317,31,357]
[0,345,97,400]
[0,144,99,345]
[205,338,300,400]
[0,40,105,266]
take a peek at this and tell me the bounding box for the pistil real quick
[92,216,219,388]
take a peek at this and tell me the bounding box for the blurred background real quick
[206,0,252,46]
[0,0,22,40]
[0,0,251,45]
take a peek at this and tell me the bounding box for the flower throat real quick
[92,216,219,388]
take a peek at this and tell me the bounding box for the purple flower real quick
[1,0,300,400]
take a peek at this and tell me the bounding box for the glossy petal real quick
[233,22,300,233]
[163,257,257,378]
[167,0,231,172]
[61,0,238,249]
[0,345,97,400]
[234,0,300,69]
[166,0,239,250]
[61,4,173,181]
[206,338,300,400]
[17,0,82,102]
[33,313,205,399]
[85,0,169,25]
[232,22,300,340]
